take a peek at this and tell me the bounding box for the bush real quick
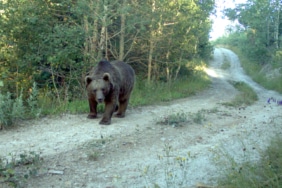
[0,92,13,127]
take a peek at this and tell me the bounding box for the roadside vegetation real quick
[229,47,282,94]
[222,81,258,107]
[211,0,282,187]
[215,135,282,188]
[0,0,214,129]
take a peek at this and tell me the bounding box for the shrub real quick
[0,82,41,129]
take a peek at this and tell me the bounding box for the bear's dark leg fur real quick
[100,101,116,125]
[115,98,128,118]
[87,98,98,119]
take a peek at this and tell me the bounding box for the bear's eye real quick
[93,89,97,93]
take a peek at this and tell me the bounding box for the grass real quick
[216,135,282,188]
[221,55,231,70]
[222,81,258,107]
[228,47,282,94]
[131,71,210,107]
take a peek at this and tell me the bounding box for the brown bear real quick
[85,60,135,125]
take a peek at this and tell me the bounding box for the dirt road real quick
[1,48,282,188]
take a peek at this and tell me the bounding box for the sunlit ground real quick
[203,66,230,79]
[203,67,220,78]
[195,65,228,79]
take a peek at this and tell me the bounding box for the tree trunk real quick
[92,0,100,61]
[119,0,126,61]
[99,0,108,60]
[147,0,156,83]
[274,0,280,49]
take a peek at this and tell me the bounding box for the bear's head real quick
[85,73,113,103]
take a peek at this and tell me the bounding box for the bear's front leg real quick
[99,101,116,125]
[115,98,128,118]
[87,97,98,119]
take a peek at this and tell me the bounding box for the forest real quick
[1,0,282,127]
[0,0,214,126]
[215,0,282,93]
[0,0,214,94]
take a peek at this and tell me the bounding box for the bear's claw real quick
[99,120,111,125]
[87,114,97,119]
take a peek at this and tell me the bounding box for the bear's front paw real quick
[87,114,98,119]
[99,118,111,125]
[115,113,125,118]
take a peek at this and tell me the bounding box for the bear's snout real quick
[96,90,105,103]
[97,98,103,103]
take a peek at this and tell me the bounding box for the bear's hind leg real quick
[115,99,129,118]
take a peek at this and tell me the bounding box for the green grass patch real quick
[221,55,231,70]
[222,81,258,107]
[216,135,282,188]
[228,47,282,94]
[130,71,211,107]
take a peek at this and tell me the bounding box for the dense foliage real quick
[213,0,282,93]
[0,0,214,98]
[214,0,282,67]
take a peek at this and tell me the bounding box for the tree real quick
[0,0,215,100]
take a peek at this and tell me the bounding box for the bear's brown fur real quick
[85,60,135,125]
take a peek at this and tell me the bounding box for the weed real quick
[140,144,194,188]
[157,112,188,127]
[85,135,107,161]
[156,109,208,127]
[87,151,100,161]
[208,107,219,113]
[191,110,206,124]
[0,151,43,187]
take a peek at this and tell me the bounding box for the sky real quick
[209,0,247,40]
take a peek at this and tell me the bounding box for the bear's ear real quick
[85,76,93,87]
[103,73,111,82]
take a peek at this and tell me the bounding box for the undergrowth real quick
[130,71,210,107]
[0,83,41,129]
[222,81,258,107]
[227,46,282,94]
[156,109,208,127]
